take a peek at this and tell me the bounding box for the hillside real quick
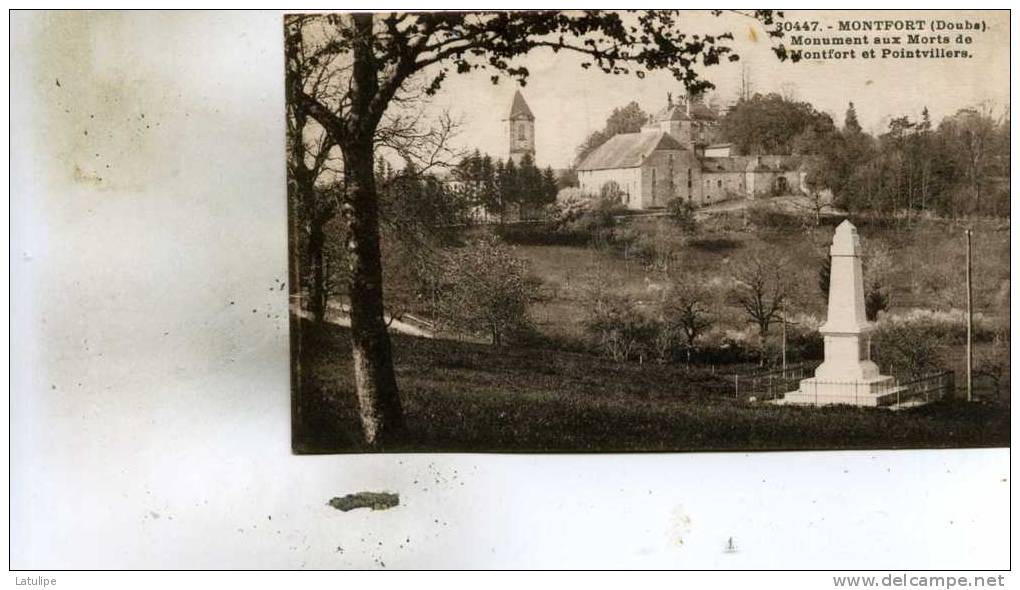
[508,214,1010,359]
[292,319,1008,454]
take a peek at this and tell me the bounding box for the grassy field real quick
[292,320,1009,454]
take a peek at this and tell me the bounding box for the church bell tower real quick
[506,90,535,165]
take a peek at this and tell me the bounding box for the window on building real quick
[717,180,722,189]
[518,123,526,141]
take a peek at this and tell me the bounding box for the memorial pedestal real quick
[783,221,903,408]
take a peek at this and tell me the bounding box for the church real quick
[506,89,536,166]
[576,93,809,211]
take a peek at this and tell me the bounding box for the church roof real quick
[577,130,685,171]
[508,90,535,120]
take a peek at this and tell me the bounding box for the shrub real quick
[552,189,591,222]
[666,198,698,233]
[871,320,944,378]
[494,222,588,247]
[783,319,824,362]
[432,235,539,347]
[615,225,655,263]
[583,293,657,362]
[693,329,758,365]
[560,196,625,244]
[877,309,997,345]
[973,337,1010,399]
[870,309,999,379]
[599,180,625,202]
[745,200,803,231]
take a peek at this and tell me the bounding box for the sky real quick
[415,10,1010,169]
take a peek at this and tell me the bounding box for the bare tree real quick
[287,22,458,326]
[286,48,342,323]
[661,282,713,363]
[730,253,789,363]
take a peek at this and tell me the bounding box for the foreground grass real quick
[292,320,1009,454]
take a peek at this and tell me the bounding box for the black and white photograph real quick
[286,10,1010,454]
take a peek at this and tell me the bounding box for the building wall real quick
[579,148,709,211]
[577,167,644,209]
[640,150,686,209]
[580,153,807,211]
[746,170,803,198]
[665,150,703,206]
[704,145,733,158]
[700,171,746,204]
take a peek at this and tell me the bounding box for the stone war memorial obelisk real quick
[783,220,904,407]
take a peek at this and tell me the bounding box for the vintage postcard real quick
[8,8,1012,573]
[286,10,1010,454]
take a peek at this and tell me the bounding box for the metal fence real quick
[895,370,955,406]
[730,363,817,402]
[731,366,955,407]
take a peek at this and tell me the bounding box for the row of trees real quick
[718,93,1010,217]
[453,150,558,221]
[827,104,1010,217]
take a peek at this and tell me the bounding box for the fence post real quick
[734,374,739,399]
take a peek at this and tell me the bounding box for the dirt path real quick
[292,305,435,338]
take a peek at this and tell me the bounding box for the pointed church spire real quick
[508,89,535,121]
[507,90,535,165]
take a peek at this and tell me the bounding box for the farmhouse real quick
[577,93,809,210]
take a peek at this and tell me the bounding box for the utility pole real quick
[965,228,973,402]
[780,313,787,377]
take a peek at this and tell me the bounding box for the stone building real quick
[577,93,809,210]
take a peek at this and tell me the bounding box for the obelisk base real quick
[781,375,906,407]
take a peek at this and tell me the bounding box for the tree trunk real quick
[308,223,327,323]
[340,15,405,445]
[343,139,404,446]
